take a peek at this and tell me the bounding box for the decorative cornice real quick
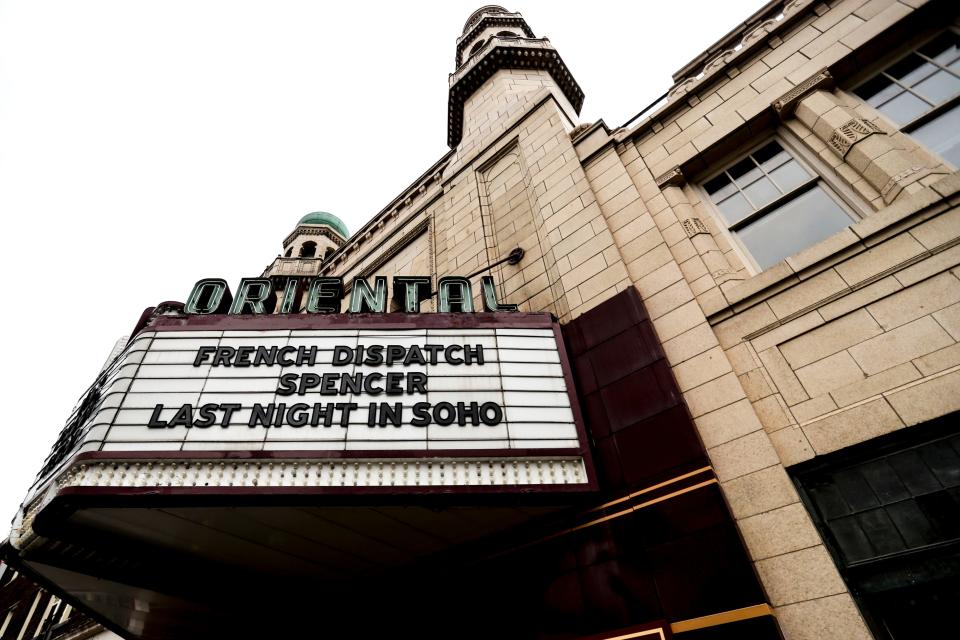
[771,68,833,118]
[447,44,584,147]
[283,225,346,249]
[828,117,883,157]
[656,166,686,188]
[668,0,815,101]
[456,14,534,67]
[357,219,430,279]
[463,5,510,34]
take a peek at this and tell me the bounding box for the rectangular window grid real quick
[854,30,960,166]
[703,139,854,271]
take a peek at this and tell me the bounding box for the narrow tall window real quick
[854,30,960,167]
[702,139,856,271]
[299,241,317,258]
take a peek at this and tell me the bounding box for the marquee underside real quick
[19,495,578,638]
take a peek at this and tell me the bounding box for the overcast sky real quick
[0,0,766,525]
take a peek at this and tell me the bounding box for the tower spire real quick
[447,6,584,148]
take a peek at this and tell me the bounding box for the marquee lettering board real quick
[32,313,593,496]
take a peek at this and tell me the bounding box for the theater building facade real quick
[4,1,960,638]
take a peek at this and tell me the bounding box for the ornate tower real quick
[447,6,584,154]
[263,210,348,279]
[282,211,348,260]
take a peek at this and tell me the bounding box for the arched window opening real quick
[300,241,317,258]
[469,39,486,56]
[284,247,293,257]
[324,248,336,261]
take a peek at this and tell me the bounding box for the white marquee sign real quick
[92,327,580,452]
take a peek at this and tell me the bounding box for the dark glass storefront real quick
[792,412,960,640]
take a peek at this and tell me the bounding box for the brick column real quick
[773,69,947,204]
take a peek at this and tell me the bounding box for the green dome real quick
[298,211,349,238]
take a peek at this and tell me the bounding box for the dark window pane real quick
[753,140,789,170]
[887,53,938,87]
[727,157,762,186]
[919,31,960,66]
[860,460,909,503]
[858,508,906,555]
[911,105,960,167]
[878,91,931,125]
[830,516,877,563]
[919,440,960,488]
[836,469,881,511]
[736,185,852,270]
[857,74,902,106]
[917,491,960,540]
[768,160,810,193]
[913,70,960,104]
[809,483,852,519]
[741,177,780,209]
[888,500,940,548]
[704,172,736,199]
[716,192,754,226]
[888,450,942,494]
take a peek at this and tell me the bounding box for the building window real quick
[792,416,960,640]
[284,247,292,257]
[853,30,960,167]
[299,241,316,258]
[702,138,857,271]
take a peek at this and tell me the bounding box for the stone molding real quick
[283,225,345,250]
[771,68,834,118]
[880,165,948,203]
[829,118,883,157]
[656,166,686,188]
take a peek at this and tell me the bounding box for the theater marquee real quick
[12,303,593,549]
[113,323,580,452]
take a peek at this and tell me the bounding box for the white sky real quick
[0,0,766,525]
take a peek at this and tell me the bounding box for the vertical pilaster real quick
[773,69,948,204]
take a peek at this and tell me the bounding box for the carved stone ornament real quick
[771,68,833,118]
[712,268,744,284]
[829,118,883,157]
[655,166,685,189]
[879,165,948,203]
[681,218,710,238]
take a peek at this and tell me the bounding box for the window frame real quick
[695,131,865,275]
[850,25,960,167]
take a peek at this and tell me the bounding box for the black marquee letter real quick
[184,278,233,314]
[229,278,276,315]
[306,277,343,314]
[279,277,303,314]
[438,277,474,313]
[481,275,518,312]
[393,276,432,313]
[350,276,388,313]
